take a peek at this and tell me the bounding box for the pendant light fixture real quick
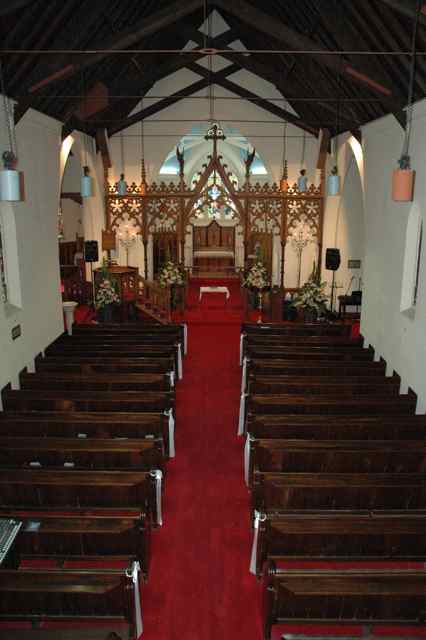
[327,157,340,196]
[280,122,288,192]
[327,124,341,196]
[297,131,308,192]
[392,1,420,202]
[140,98,147,195]
[117,131,127,196]
[80,71,93,198]
[328,53,342,197]
[81,161,93,198]
[0,60,22,201]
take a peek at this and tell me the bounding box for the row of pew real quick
[239,321,426,640]
[0,321,187,639]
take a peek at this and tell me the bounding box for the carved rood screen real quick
[105,124,325,284]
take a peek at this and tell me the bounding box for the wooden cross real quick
[205,123,226,158]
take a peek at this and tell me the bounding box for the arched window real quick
[191,171,238,221]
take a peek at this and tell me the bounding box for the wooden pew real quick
[35,355,175,375]
[0,410,167,443]
[44,343,180,372]
[0,507,151,579]
[252,471,426,513]
[248,438,426,482]
[245,345,374,361]
[246,392,416,417]
[248,358,386,377]
[45,343,177,357]
[0,468,162,525]
[253,511,426,576]
[247,375,400,397]
[247,414,426,441]
[0,436,165,472]
[244,335,362,348]
[20,371,173,393]
[242,322,351,337]
[262,563,426,640]
[0,564,142,639]
[55,333,179,345]
[73,321,185,344]
[2,389,174,414]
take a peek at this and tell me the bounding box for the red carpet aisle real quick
[142,285,263,639]
[183,278,244,324]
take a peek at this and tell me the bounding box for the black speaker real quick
[84,240,99,263]
[326,248,341,271]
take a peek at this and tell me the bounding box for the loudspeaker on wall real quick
[84,240,99,263]
[325,248,341,271]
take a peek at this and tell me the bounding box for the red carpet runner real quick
[142,282,263,639]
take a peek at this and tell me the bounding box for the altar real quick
[192,220,235,274]
[193,248,234,272]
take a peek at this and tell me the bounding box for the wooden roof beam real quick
[316,128,331,172]
[376,0,426,27]
[95,128,112,171]
[107,76,211,136]
[186,62,319,136]
[180,24,356,126]
[214,0,406,116]
[27,0,204,93]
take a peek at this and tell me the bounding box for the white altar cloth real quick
[193,250,234,258]
[199,286,230,301]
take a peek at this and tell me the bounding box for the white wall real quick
[360,100,426,411]
[59,198,83,243]
[0,105,64,395]
[321,137,365,305]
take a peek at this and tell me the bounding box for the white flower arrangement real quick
[292,276,328,312]
[243,261,270,290]
[95,278,120,309]
[158,261,184,288]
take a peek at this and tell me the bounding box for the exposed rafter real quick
[214,0,406,117]
[376,0,426,26]
[26,0,205,93]
[179,23,356,126]
[316,128,330,171]
[95,128,112,171]
[0,0,36,15]
[185,62,319,136]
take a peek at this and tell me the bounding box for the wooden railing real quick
[137,274,188,323]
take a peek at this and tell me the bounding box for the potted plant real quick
[95,277,120,322]
[292,272,328,322]
[158,260,184,309]
[243,260,270,319]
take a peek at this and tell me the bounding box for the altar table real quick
[199,286,230,301]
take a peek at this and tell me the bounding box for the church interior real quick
[1,0,426,638]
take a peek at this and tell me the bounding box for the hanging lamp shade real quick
[327,174,340,196]
[392,168,415,202]
[81,165,93,197]
[298,170,308,193]
[0,151,21,201]
[117,173,127,196]
[280,177,288,192]
[0,169,20,201]
[327,166,340,196]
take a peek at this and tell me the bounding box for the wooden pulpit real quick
[94,265,139,321]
